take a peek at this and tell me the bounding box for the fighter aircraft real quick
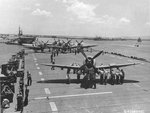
[41,50,139,88]
[46,39,73,53]
[23,38,50,52]
[72,40,97,53]
[46,39,97,54]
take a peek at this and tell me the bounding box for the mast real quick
[18,26,23,38]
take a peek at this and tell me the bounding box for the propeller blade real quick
[79,40,83,44]
[67,39,72,45]
[46,40,49,44]
[62,40,65,43]
[41,41,44,44]
[92,50,103,59]
[80,49,87,59]
[76,40,79,44]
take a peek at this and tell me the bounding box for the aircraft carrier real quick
[2,39,150,113]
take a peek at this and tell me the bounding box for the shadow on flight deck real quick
[37,79,139,84]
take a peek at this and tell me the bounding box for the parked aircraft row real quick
[23,38,97,53]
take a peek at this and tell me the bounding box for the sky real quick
[0,0,150,37]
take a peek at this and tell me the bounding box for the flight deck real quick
[3,40,150,113]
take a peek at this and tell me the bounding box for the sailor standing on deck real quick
[27,71,32,86]
[24,85,29,106]
[116,67,121,84]
[16,92,23,111]
[66,68,71,84]
[120,69,125,84]
[51,59,55,70]
[50,54,53,63]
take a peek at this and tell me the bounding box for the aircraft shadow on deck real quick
[37,79,139,84]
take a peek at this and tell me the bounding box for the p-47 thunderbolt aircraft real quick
[41,50,139,88]
[23,38,50,52]
[46,39,97,53]
[71,40,97,53]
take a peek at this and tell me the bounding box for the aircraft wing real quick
[46,45,63,49]
[71,45,97,49]
[81,45,97,48]
[23,44,41,50]
[41,63,80,70]
[96,63,140,69]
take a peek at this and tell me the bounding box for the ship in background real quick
[5,26,36,45]
[135,37,142,47]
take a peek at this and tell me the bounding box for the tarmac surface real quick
[3,40,150,113]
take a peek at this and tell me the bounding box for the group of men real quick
[79,67,125,89]
[99,68,125,85]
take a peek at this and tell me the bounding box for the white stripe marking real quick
[49,102,58,112]
[133,83,141,88]
[36,63,38,66]
[118,57,122,59]
[128,59,133,62]
[110,55,115,58]
[37,67,40,70]
[34,58,37,61]
[41,78,45,81]
[34,92,112,100]
[44,88,51,94]
[39,72,43,75]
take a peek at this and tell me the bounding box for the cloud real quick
[31,8,52,17]
[119,17,130,23]
[35,3,40,7]
[57,0,100,23]
[67,1,96,22]
[22,7,31,11]
[56,0,117,24]
[146,22,150,26]
[55,0,131,26]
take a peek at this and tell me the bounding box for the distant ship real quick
[137,37,142,42]
[5,26,36,45]
[135,37,142,47]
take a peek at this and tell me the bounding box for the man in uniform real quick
[98,69,104,84]
[110,68,115,85]
[116,67,121,84]
[51,59,55,70]
[24,85,29,106]
[27,71,32,86]
[66,68,71,84]
[120,69,125,84]
[16,92,23,111]
[103,69,108,85]
[50,54,53,63]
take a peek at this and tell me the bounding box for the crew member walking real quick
[24,85,29,106]
[27,71,32,86]
[51,59,55,70]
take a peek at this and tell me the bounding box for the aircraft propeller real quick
[79,50,103,72]
[92,50,103,59]
[76,40,83,45]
